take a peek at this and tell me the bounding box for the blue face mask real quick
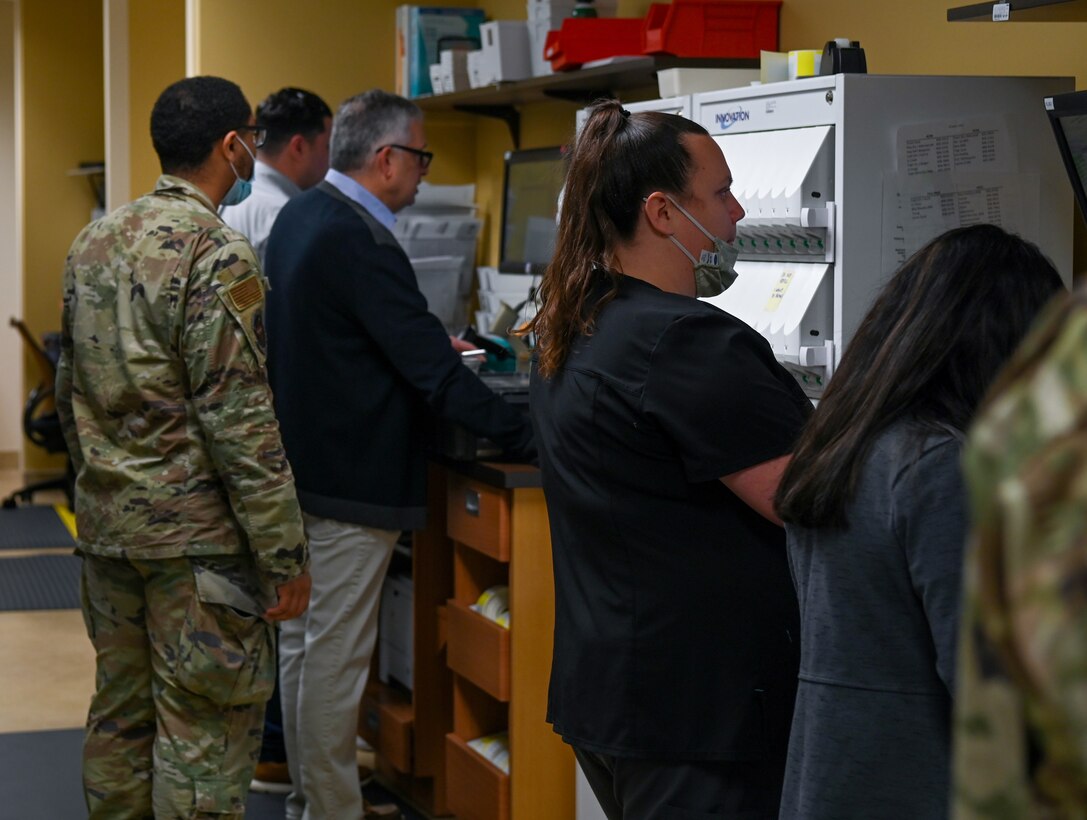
[665,195,740,298]
[221,136,256,207]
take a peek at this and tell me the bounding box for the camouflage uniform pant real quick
[80,553,276,819]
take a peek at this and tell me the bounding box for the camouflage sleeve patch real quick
[227,275,262,312]
[214,270,268,367]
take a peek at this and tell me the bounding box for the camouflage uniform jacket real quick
[954,288,1087,819]
[56,175,308,589]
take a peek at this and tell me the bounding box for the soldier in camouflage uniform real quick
[954,284,1087,818]
[55,76,311,820]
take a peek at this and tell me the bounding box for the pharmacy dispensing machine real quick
[686,74,1074,398]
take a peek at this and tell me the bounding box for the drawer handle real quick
[464,489,480,516]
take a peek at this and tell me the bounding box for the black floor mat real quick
[0,554,81,611]
[0,728,427,820]
[0,505,76,550]
[0,729,86,819]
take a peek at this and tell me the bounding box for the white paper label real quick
[992,3,1011,21]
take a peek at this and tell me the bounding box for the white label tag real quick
[992,3,1011,21]
[1045,97,1055,111]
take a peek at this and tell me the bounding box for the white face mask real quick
[664,195,739,298]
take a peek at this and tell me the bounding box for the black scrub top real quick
[530,274,811,761]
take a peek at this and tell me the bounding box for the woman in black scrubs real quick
[525,100,812,818]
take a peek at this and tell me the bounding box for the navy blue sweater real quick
[264,182,533,530]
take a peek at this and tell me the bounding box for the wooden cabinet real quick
[365,461,573,819]
[444,465,573,820]
[359,462,454,816]
[447,599,511,701]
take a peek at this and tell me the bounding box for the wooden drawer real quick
[447,600,511,702]
[447,474,510,561]
[358,686,414,774]
[445,732,510,820]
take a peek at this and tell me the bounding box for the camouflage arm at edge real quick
[56,257,85,474]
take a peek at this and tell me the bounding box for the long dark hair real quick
[775,224,1064,529]
[525,100,709,378]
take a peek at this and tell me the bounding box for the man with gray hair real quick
[264,89,534,819]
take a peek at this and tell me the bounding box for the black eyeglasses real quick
[237,126,267,149]
[377,144,433,170]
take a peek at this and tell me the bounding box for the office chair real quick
[3,317,74,508]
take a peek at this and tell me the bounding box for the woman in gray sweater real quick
[773,224,1063,819]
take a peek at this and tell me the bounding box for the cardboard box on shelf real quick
[467,50,487,88]
[657,67,761,96]
[439,47,472,93]
[477,21,532,84]
[429,63,446,94]
[527,18,554,77]
[396,5,485,97]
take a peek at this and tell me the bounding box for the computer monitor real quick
[1045,89,1087,227]
[499,147,566,275]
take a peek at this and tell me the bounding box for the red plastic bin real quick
[644,0,781,59]
[544,18,645,72]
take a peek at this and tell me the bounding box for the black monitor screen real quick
[1046,90,1087,227]
[499,147,566,274]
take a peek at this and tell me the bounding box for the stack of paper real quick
[395,183,482,330]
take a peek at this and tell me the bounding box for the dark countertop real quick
[431,455,542,489]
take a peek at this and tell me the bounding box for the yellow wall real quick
[183,0,1086,272]
[128,0,185,199]
[21,0,103,470]
[777,0,1087,270]
[781,0,1087,83]
[185,0,655,263]
[11,1,1087,472]
[189,0,489,187]
[0,1,19,461]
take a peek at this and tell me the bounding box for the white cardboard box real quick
[527,18,554,77]
[528,1,576,28]
[657,67,761,97]
[378,574,414,690]
[478,20,532,84]
[467,50,488,88]
[429,63,446,94]
[439,47,472,93]
[527,0,617,22]
[477,266,543,294]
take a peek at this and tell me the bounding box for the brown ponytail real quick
[524,100,709,378]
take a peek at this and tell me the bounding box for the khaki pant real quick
[81,553,275,819]
[280,514,399,820]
